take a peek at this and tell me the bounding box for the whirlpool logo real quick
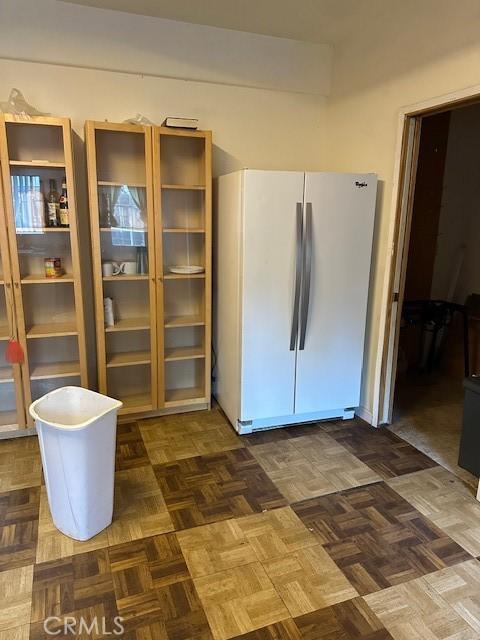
[355,181,368,188]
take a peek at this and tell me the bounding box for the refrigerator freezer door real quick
[295,172,377,415]
[240,170,305,421]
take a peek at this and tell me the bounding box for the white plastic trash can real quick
[29,386,123,541]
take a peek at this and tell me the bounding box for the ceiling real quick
[61,0,480,47]
[59,0,401,44]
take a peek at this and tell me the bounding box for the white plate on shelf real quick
[169,265,204,274]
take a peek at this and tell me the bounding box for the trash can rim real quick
[29,385,123,431]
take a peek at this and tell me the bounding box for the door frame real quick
[373,83,480,426]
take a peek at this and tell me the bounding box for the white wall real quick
[326,7,480,416]
[0,0,329,176]
[0,59,327,177]
[0,0,331,96]
[431,104,480,304]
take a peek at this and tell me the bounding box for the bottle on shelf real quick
[59,177,69,227]
[103,297,115,327]
[101,191,113,228]
[46,178,60,227]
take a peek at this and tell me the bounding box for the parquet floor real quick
[0,408,479,640]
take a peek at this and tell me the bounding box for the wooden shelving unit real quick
[0,114,88,427]
[86,121,157,414]
[86,121,211,416]
[154,126,212,409]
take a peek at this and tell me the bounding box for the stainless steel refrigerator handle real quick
[299,202,312,350]
[290,203,303,350]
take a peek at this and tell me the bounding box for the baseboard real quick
[0,427,37,440]
[117,402,210,423]
[355,405,374,426]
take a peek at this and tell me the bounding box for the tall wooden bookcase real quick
[86,122,212,417]
[0,114,88,428]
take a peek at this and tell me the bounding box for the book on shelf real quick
[162,117,198,130]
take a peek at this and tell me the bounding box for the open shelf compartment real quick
[107,364,153,414]
[164,358,206,406]
[6,122,65,165]
[27,335,80,382]
[160,134,206,187]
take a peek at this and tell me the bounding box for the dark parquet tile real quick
[230,619,302,640]
[321,419,437,478]
[153,448,288,530]
[119,579,213,639]
[242,423,328,447]
[108,533,212,638]
[116,421,150,471]
[293,482,471,595]
[294,597,394,640]
[282,423,330,439]
[108,532,190,587]
[241,428,293,446]
[30,547,119,638]
[0,486,39,572]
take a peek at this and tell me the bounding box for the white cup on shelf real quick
[102,262,115,277]
[120,261,137,275]
[102,261,138,277]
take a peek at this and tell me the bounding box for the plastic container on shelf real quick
[29,386,122,541]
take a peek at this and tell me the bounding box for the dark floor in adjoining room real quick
[389,372,477,488]
[1,407,479,639]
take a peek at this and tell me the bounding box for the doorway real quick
[380,99,480,488]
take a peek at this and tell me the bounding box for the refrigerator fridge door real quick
[240,170,305,421]
[294,172,377,415]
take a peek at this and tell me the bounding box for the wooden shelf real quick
[0,367,14,384]
[0,410,18,428]
[164,386,206,407]
[118,392,152,415]
[30,361,80,380]
[164,272,205,280]
[21,273,74,284]
[26,322,77,339]
[162,184,206,191]
[9,160,65,168]
[15,227,70,234]
[103,275,149,282]
[100,227,146,233]
[164,346,205,362]
[98,180,146,188]
[163,228,205,234]
[105,317,150,333]
[164,314,205,328]
[0,325,10,340]
[106,351,151,368]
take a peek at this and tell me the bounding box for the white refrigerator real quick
[214,170,377,434]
